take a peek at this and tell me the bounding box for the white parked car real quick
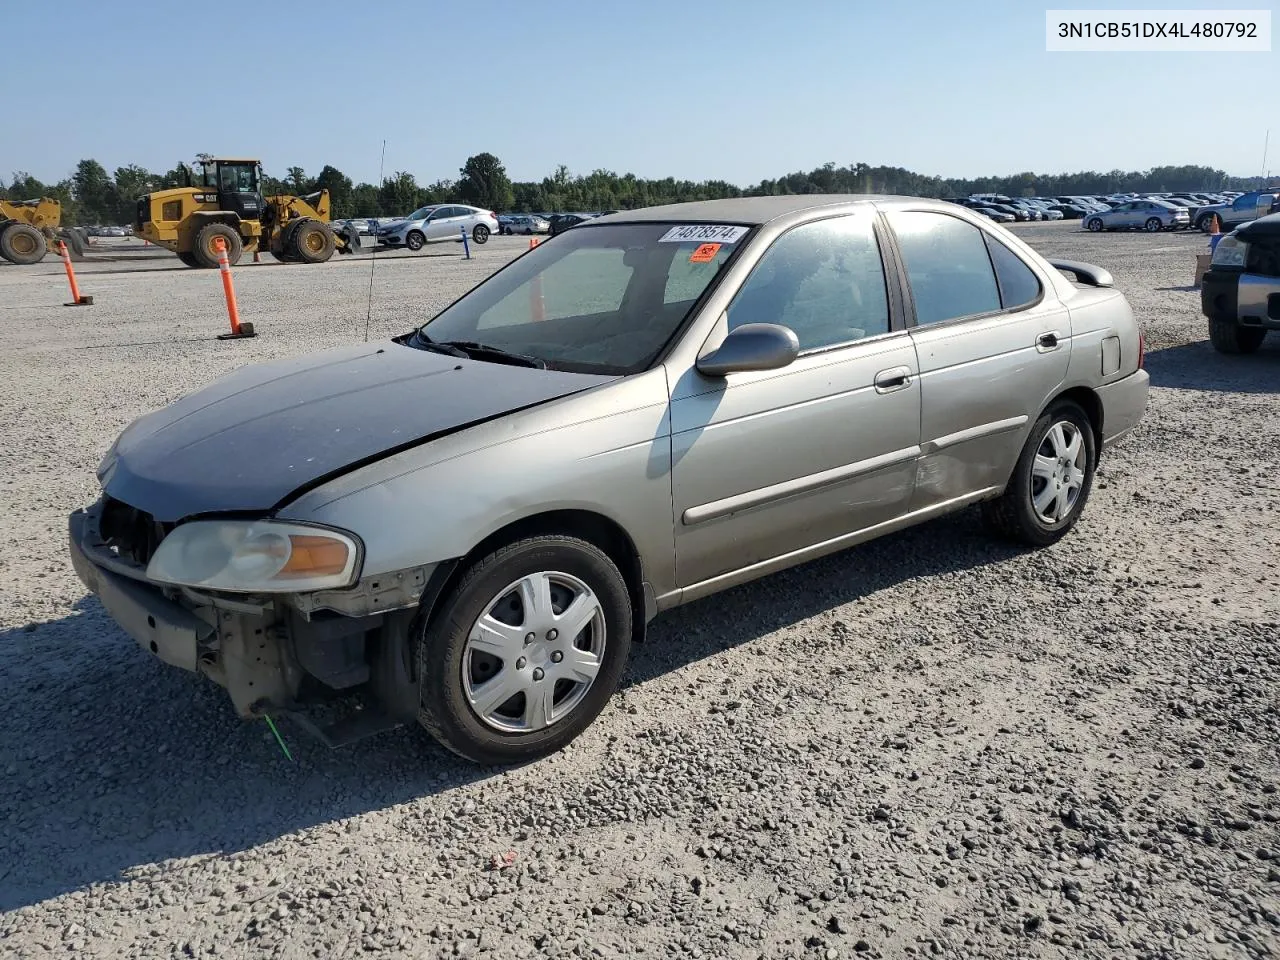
[501,215,551,236]
[376,205,499,250]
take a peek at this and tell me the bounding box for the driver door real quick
[425,206,460,241]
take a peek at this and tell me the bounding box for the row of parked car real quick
[497,212,620,237]
[946,189,1280,234]
[83,224,133,238]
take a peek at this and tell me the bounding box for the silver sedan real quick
[69,196,1150,764]
[1083,199,1191,232]
[376,204,499,249]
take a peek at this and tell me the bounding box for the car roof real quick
[594,194,892,226]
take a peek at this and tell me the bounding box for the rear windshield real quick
[417,222,748,375]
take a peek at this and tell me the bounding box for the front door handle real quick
[874,366,913,394]
[1036,331,1062,352]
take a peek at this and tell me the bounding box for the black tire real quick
[416,535,633,765]
[1086,218,1104,232]
[290,220,336,264]
[472,224,490,244]
[191,222,242,268]
[271,248,297,263]
[1196,215,1216,233]
[982,401,1097,548]
[502,226,513,235]
[1208,318,1266,354]
[0,222,46,264]
[1144,217,1163,232]
[177,251,201,267]
[405,230,426,251]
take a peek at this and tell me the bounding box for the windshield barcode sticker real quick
[658,224,749,244]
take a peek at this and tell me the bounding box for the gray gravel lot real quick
[1,223,1277,959]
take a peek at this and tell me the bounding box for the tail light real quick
[1137,329,1145,369]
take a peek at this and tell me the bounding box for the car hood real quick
[1236,212,1280,239]
[99,341,617,522]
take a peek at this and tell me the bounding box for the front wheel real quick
[1086,218,1104,232]
[1144,217,1163,232]
[1208,318,1266,354]
[405,230,425,251]
[472,224,490,244]
[982,401,1096,548]
[416,536,632,765]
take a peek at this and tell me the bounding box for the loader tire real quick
[290,220,336,264]
[177,252,201,267]
[192,223,242,268]
[0,222,47,265]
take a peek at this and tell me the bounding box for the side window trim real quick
[883,208,1047,331]
[982,231,1045,313]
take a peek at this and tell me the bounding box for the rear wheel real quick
[1208,318,1266,354]
[416,535,632,765]
[290,220,336,264]
[191,222,242,268]
[1196,214,1217,233]
[1086,218,1104,232]
[982,401,1096,548]
[472,224,490,244]
[0,222,47,264]
[1144,217,1163,232]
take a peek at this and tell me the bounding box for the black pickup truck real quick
[1201,213,1280,354]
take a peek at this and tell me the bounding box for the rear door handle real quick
[874,366,913,393]
[1036,331,1062,352]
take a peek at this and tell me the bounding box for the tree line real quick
[1,154,1263,226]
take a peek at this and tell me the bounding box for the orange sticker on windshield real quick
[689,243,720,263]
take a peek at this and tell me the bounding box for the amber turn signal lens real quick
[278,535,350,578]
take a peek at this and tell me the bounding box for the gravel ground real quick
[1,222,1277,959]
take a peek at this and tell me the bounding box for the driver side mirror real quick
[697,322,800,378]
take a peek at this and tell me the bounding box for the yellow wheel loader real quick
[133,158,359,268]
[0,198,88,264]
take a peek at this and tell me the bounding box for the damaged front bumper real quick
[68,498,441,746]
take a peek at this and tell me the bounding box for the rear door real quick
[882,207,1071,512]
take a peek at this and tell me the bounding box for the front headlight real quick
[1211,235,1247,268]
[145,520,361,593]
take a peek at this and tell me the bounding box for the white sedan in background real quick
[376,205,499,250]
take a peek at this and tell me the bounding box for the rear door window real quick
[885,210,1001,325]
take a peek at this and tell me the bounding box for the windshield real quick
[407,205,439,221]
[416,221,747,375]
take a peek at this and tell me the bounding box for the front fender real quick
[278,368,678,598]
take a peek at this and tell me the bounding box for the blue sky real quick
[4,0,1275,187]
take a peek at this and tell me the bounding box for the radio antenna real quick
[364,138,387,343]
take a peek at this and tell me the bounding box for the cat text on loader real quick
[134,158,359,268]
[0,198,88,264]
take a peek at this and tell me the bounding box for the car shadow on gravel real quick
[627,508,1021,687]
[0,510,1016,912]
[0,599,493,912]
[1144,339,1280,394]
